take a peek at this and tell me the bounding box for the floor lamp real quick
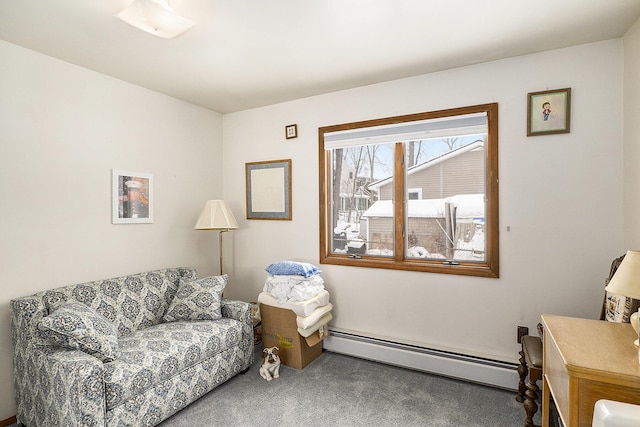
[194,200,239,275]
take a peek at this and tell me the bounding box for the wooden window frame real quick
[318,103,499,278]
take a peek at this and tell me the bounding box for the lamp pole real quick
[218,229,229,275]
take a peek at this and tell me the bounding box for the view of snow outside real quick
[332,135,486,261]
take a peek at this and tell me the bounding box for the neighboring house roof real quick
[362,194,485,218]
[368,139,484,191]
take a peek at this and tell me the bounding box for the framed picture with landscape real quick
[527,88,571,136]
[245,159,292,220]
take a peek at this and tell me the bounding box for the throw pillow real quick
[37,302,120,362]
[162,275,227,322]
[265,261,321,278]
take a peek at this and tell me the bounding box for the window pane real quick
[404,136,487,262]
[330,143,395,257]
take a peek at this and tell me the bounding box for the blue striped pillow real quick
[265,261,321,278]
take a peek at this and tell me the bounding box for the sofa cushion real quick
[41,268,196,337]
[103,318,242,409]
[162,275,227,322]
[37,302,120,362]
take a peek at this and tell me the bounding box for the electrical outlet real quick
[517,326,529,344]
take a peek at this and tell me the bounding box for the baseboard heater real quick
[323,330,518,390]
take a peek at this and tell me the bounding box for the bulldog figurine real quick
[259,346,281,381]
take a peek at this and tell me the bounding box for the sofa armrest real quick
[221,299,252,323]
[221,299,254,369]
[11,295,47,348]
[14,345,106,427]
[12,297,106,427]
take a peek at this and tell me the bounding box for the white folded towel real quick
[296,303,333,330]
[297,312,333,338]
[257,291,331,317]
[263,274,325,303]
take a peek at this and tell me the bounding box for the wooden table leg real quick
[541,375,550,427]
[516,346,528,403]
[524,367,541,427]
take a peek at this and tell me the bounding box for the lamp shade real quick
[116,0,195,39]
[605,250,640,300]
[194,200,239,230]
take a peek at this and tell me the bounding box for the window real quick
[319,103,499,277]
[408,188,422,200]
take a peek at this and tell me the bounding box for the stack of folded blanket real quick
[258,260,332,339]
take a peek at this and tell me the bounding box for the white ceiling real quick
[1,1,640,114]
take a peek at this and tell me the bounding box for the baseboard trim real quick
[0,415,16,427]
[323,330,518,390]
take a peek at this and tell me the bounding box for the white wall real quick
[0,41,224,420]
[624,18,640,247]
[223,40,625,363]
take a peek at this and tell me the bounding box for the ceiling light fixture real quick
[116,0,195,39]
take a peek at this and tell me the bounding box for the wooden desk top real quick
[541,314,640,387]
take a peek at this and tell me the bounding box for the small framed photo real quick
[285,124,298,139]
[112,169,153,224]
[527,88,571,136]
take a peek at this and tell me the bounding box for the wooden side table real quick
[541,314,640,427]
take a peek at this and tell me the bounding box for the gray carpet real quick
[157,347,529,427]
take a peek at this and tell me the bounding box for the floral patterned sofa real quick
[10,267,253,427]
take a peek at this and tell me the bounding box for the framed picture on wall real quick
[112,169,153,224]
[285,124,298,139]
[527,88,571,136]
[245,159,292,220]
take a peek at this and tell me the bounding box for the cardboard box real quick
[260,303,329,369]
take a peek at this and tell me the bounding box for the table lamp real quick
[194,200,239,275]
[605,250,640,347]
